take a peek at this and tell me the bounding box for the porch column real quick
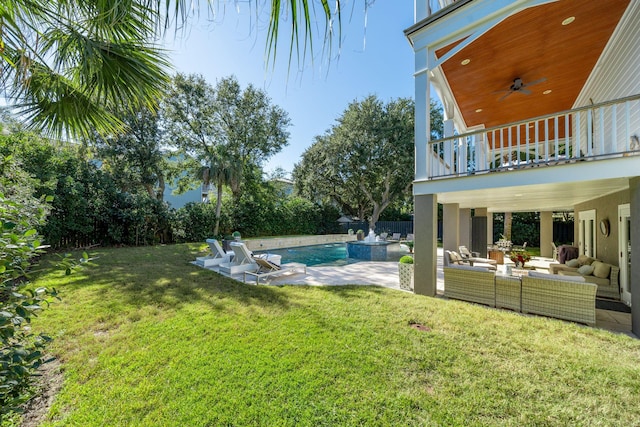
[414,48,429,181]
[540,211,553,258]
[414,194,438,296]
[459,208,471,248]
[443,203,460,252]
[630,178,640,336]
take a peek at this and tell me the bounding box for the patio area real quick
[209,247,633,337]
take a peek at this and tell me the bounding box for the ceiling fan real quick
[494,77,547,101]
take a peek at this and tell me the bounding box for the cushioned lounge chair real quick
[218,242,258,275]
[243,258,307,285]
[195,239,232,267]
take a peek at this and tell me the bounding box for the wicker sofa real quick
[443,266,598,325]
[443,266,496,307]
[549,255,620,300]
[521,272,597,325]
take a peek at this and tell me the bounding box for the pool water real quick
[254,243,408,267]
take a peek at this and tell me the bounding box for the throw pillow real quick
[576,255,595,266]
[577,264,595,276]
[592,261,611,279]
[566,259,580,268]
[450,251,463,265]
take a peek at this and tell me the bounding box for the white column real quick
[415,0,428,22]
[443,203,460,253]
[540,211,553,258]
[414,48,429,181]
[459,208,471,248]
[414,194,438,296]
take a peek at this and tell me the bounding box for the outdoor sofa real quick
[443,266,598,325]
[549,255,620,299]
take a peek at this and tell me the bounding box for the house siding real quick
[576,2,640,105]
[574,189,629,266]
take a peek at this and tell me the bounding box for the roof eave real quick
[404,0,475,39]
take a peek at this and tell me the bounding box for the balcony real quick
[424,94,640,180]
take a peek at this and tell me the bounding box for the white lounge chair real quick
[243,258,307,285]
[195,239,232,267]
[218,242,258,275]
[391,233,401,241]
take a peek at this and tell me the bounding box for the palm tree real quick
[202,151,242,236]
[1,0,344,138]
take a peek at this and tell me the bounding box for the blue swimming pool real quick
[254,242,407,266]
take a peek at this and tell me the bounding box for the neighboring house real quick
[405,1,640,334]
[271,177,294,196]
[164,182,214,209]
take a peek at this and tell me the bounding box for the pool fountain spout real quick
[364,229,377,243]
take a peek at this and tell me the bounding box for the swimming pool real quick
[254,242,408,266]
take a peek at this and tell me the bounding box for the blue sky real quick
[166,1,415,176]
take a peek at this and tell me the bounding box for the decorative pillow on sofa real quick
[566,259,580,268]
[577,264,595,276]
[576,255,595,266]
[591,261,611,279]
[449,251,463,265]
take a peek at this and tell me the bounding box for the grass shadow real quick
[41,244,297,313]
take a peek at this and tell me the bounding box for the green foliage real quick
[91,106,167,201]
[293,96,416,229]
[0,192,88,416]
[399,255,414,264]
[170,202,219,243]
[2,0,172,138]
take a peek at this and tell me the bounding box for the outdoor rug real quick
[596,298,631,313]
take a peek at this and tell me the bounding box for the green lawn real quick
[20,244,640,426]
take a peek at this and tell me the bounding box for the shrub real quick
[0,193,86,415]
[399,255,414,264]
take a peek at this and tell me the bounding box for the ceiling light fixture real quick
[475,108,483,113]
[461,59,471,65]
[562,16,575,26]
[543,90,552,95]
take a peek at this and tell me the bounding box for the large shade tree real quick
[294,95,414,231]
[163,73,290,235]
[92,107,168,200]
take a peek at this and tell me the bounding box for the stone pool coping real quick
[243,234,356,252]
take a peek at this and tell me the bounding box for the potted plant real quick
[232,231,242,241]
[405,241,414,253]
[356,229,365,241]
[348,228,354,236]
[398,255,414,291]
[509,249,531,268]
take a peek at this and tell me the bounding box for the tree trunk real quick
[213,182,223,237]
[503,212,513,240]
[156,175,165,201]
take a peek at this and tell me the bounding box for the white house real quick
[405,0,640,334]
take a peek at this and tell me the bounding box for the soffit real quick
[435,0,630,138]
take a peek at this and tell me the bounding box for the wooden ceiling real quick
[435,0,630,138]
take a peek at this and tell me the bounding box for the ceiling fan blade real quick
[498,92,513,101]
[491,89,510,95]
[520,88,532,95]
[524,77,547,87]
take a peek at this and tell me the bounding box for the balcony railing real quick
[425,94,640,179]
[425,0,457,17]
